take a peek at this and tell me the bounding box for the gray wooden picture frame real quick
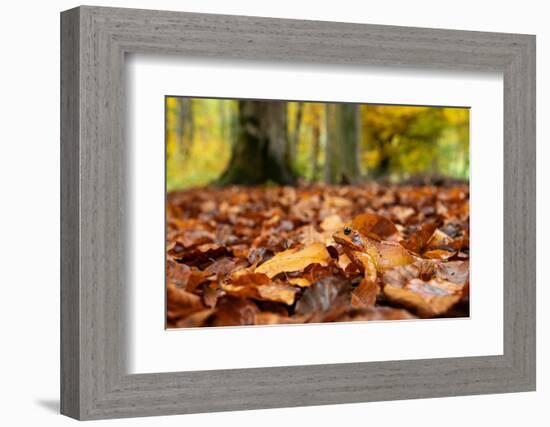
[60,5,536,420]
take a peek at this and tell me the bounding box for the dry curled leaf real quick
[400,222,438,254]
[351,212,399,240]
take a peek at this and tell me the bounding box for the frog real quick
[333,225,415,273]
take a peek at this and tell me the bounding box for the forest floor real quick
[166,183,469,328]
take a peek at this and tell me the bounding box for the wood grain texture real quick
[60,7,80,419]
[60,5,536,420]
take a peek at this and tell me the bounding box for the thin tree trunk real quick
[325,103,360,184]
[289,103,303,167]
[311,122,321,182]
[178,98,194,158]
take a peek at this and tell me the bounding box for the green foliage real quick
[165,97,235,191]
[360,105,469,181]
[166,97,469,190]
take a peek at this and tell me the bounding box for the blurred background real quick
[166,97,469,191]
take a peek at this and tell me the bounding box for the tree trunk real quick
[289,103,303,168]
[177,98,194,158]
[219,100,296,185]
[325,103,360,184]
[311,122,321,182]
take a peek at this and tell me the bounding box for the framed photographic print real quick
[61,5,536,420]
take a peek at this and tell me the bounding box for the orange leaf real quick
[383,278,463,317]
[351,278,379,308]
[400,222,437,254]
[288,277,312,288]
[351,212,398,240]
[257,283,298,305]
[423,249,456,260]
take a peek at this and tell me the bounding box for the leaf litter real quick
[166,183,469,328]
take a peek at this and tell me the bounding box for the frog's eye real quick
[343,226,352,236]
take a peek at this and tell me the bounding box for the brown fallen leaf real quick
[382,259,468,286]
[351,212,399,240]
[300,263,339,283]
[167,230,214,256]
[166,183,469,328]
[254,312,296,325]
[166,283,205,320]
[388,205,416,224]
[400,222,438,254]
[425,229,457,251]
[436,261,469,285]
[383,278,463,317]
[221,273,268,299]
[368,241,416,271]
[205,257,245,278]
[222,273,298,305]
[257,283,298,305]
[382,260,437,287]
[295,276,352,318]
[166,261,210,292]
[174,309,214,328]
[333,306,417,322]
[202,283,219,308]
[209,297,259,327]
[247,247,272,265]
[351,278,379,308]
[173,243,230,266]
[255,242,331,278]
[423,249,456,260]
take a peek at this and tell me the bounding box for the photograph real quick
[165,97,470,328]
[53,4,537,421]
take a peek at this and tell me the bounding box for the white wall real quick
[0,0,546,425]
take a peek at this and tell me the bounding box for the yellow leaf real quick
[288,277,312,288]
[255,243,331,278]
[257,284,297,305]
